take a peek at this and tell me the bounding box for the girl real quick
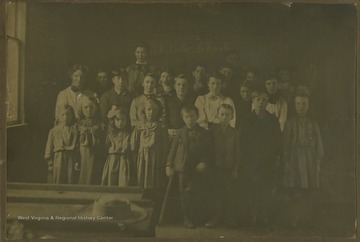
[101,106,132,187]
[155,68,175,97]
[283,93,324,190]
[129,73,166,128]
[282,93,324,226]
[44,104,79,184]
[131,98,169,225]
[77,95,105,185]
[131,98,169,191]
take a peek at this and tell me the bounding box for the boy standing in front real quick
[166,105,214,229]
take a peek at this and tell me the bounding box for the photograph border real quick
[0,0,359,241]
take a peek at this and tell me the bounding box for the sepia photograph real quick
[2,0,358,240]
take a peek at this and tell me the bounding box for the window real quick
[6,2,26,126]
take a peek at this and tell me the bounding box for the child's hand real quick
[168,129,177,138]
[74,162,81,171]
[47,170,53,184]
[166,167,174,177]
[196,162,207,173]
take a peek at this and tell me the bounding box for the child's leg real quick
[178,173,195,227]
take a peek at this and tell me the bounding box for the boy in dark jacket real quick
[166,105,213,228]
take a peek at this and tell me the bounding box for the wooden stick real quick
[158,172,175,225]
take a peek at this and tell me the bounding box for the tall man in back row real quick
[127,42,158,96]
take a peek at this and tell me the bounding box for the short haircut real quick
[208,72,225,83]
[217,103,234,115]
[111,68,128,82]
[134,41,150,51]
[193,63,207,70]
[181,105,199,116]
[240,80,253,89]
[251,90,269,101]
[160,67,174,76]
[294,85,310,98]
[55,104,76,125]
[218,63,234,71]
[174,74,188,83]
[68,64,89,77]
[144,72,158,81]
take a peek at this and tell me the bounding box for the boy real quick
[100,69,134,122]
[126,42,158,96]
[166,105,214,229]
[129,73,166,128]
[208,104,240,228]
[189,64,208,102]
[195,73,236,129]
[165,74,192,138]
[264,77,288,131]
[92,68,111,97]
[218,64,235,98]
[238,91,281,227]
[234,80,252,128]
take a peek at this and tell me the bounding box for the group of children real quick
[44,44,324,229]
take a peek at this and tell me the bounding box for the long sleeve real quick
[279,99,288,132]
[282,121,292,162]
[224,97,236,128]
[99,93,110,121]
[55,91,66,120]
[156,96,167,127]
[166,131,180,168]
[44,129,54,167]
[130,126,140,152]
[130,98,139,128]
[314,122,324,161]
[195,96,208,129]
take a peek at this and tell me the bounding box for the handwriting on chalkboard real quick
[151,40,231,56]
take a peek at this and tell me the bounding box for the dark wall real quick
[7,2,356,200]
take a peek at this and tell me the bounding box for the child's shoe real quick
[205,217,218,228]
[183,217,195,229]
[225,217,239,228]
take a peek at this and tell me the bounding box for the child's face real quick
[208,77,222,95]
[135,47,148,63]
[96,72,108,86]
[265,79,278,95]
[246,72,256,82]
[142,76,156,94]
[240,86,251,101]
[182,111,198,128]
[71,69,85,88]
[144,103,158,122]
[217,107,233,125]
[112,76,126,91]
[220,67,233,80]
[159,72,173,87]
[295,96,309,116]
[174,78,188,97]
[192,66,206,82]
[59,109,73,125]
[252,93,268,112]
[82,101,96,118]
[114,114,127,129]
